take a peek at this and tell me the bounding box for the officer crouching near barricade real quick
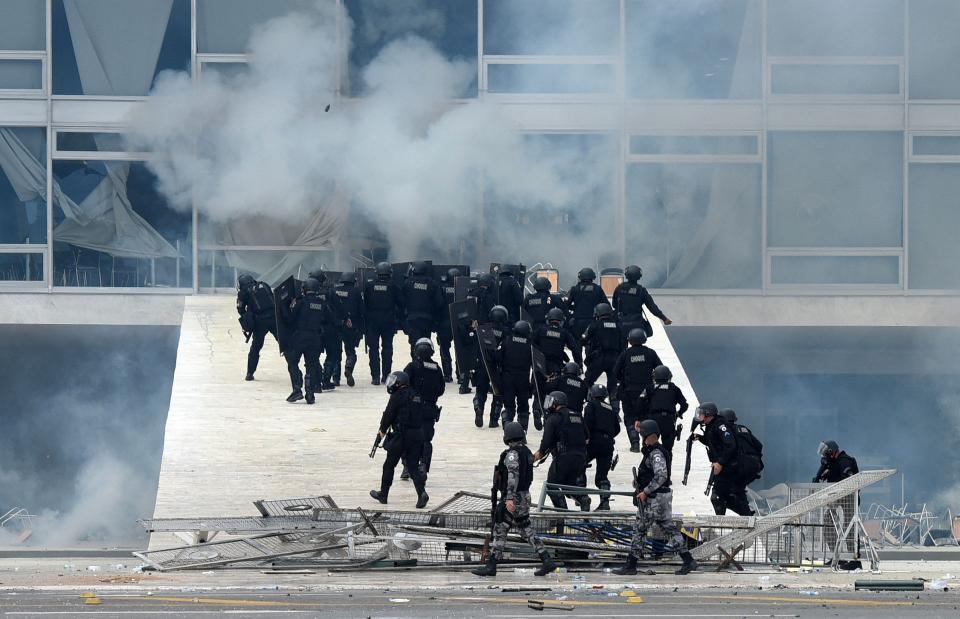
[814,440,859,483]
[369,371,429,509]
[401,338,445,481]
[693,403,754,516]
[534,391,591,511]
[583,384,620,511]
[236,274,278,381]
[283,278,331,404]
[612,420,697,576]
[472,422,558,578]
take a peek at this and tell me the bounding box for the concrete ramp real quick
[150,296,712,548]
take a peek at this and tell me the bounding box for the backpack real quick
[735,424,764,481]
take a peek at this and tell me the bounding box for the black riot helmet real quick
[593,302,613,319]
[478,273,495,288]
[489,305,508,324]
[578,267,596,282]
[237,274,255,288]
[546,307,565,326]
[638,419,660,438]
[303,277,321,293]
[628,328,647,346]
[411,260,429,275]
[720,409,738,424]
[562,361,581,377]
[534,277,551,292]
[375,261,392,279]
[818,440,840,458]
[385,371,409,394]
[503,421,526,445]
[625,265,642,282]
[588,383,608,400]
[652,365,672,383]
[339,271,356,284]
[308,269,326,283]
[694,401,719,423]
[513,320,532,337]
[446,267,460,282]
[543,390,568,412]
[414,337,435,360]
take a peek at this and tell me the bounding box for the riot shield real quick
[449,298,478,375]
[454,274,480,302]
[475,324,502,396]
[273,275,301,355]
[432,264,470,283]
[530,344,547,411]
[358,267,376,286]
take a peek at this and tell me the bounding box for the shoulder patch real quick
[506,451,518,463]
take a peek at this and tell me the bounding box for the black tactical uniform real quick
[637,378,687,466]
[332,272,363,387]
[473,307,510,427]
[565,268,607,341]
[401,262,443,360]
[612,265,670,340]
[403,344,445,475]
[703,415,753,516]
[583,387,620,510]
[538,393,590,511]
[496,270,524,323]
[435,269,459,382]
[522,278,565,329]
[310,271,343,390]
[614,335,663,450]
[556,364,588,414]
[462,274,497,394]
[285,280,332,404]
[581,305,624,403]
[363,263,404,384]
[814,442,858,483]
[236,275,277,380]
[496,321,534,429]
[371,376,429,508]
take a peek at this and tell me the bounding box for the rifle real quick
[631,466,640,507]
[682,432,699,485]
[369,433,384,459]
[610,452,619,471]
[705,470,715,497]
[488,466,500,547]
[533,452,550,467]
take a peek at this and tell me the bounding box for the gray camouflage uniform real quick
[630,443,684,559]
[491,442,546,559]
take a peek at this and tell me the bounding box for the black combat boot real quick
[245,374,254,381]
[415,489,429,509]
[612,555,638,576]
[458,376,472,394]
[630,442,641,453]
[473,399,483,428]
[345,368,355,387]
[471,556,497,577]
[488,413,499,429]
[577,495,592,512]
[595,497,610,511]
[675,552,698,575]
[369,489,388,504]
[286,390,304,403]
[533,408,543,431]
[371,373,380,386]
[534,552,558,576]
[400,466,410,481]
[305,390,315,405]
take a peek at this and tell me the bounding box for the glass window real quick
[199,61,251,82]
[910,0,960,99]
[908,164,960,289]
[0,252,43,282]
[0,127,47,244]
[197,0,316,54]
[483,0,618,55]
[487,63,616,94]
[630,135,758,156]
[0,59,42,90]
[346,0,478,97]
[52,0,190,96]
[625,163,762,289]
[770,255,899,285]
[0,0,46,51]
[770,63,901,96]
[199,249,335,288]
[768,0,904,57]
[626,0,761,99]
[768,132,903,248]
[914,135,960,156]
[55,132,125,152]
[52,161,192,288]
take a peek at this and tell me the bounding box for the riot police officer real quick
[496,268,524,323]
[497,320,534,429]
[534,391,590,511]
[612,265,672,342]
[531,307,581,429]
[615,329,664,452]
[370,371,429,509]
[403,338,445,478]
[471,422,558,578]
[363,262,404,385]
[694,403,753,516]
[565,267,607,341]
[556,361,588,414]
[307,270,343,390]
[236,274,277,381]
[583,384,620,510]
[582,303,624,405]
[814,440,858,483]
[435,268,460,382]
[636,365,687,467]
[284,277,331,404]
[522,277,565,330]
[473,305,510,429]
[401,261,443,361]
[612,419,697,576]
[332,271,363,387]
